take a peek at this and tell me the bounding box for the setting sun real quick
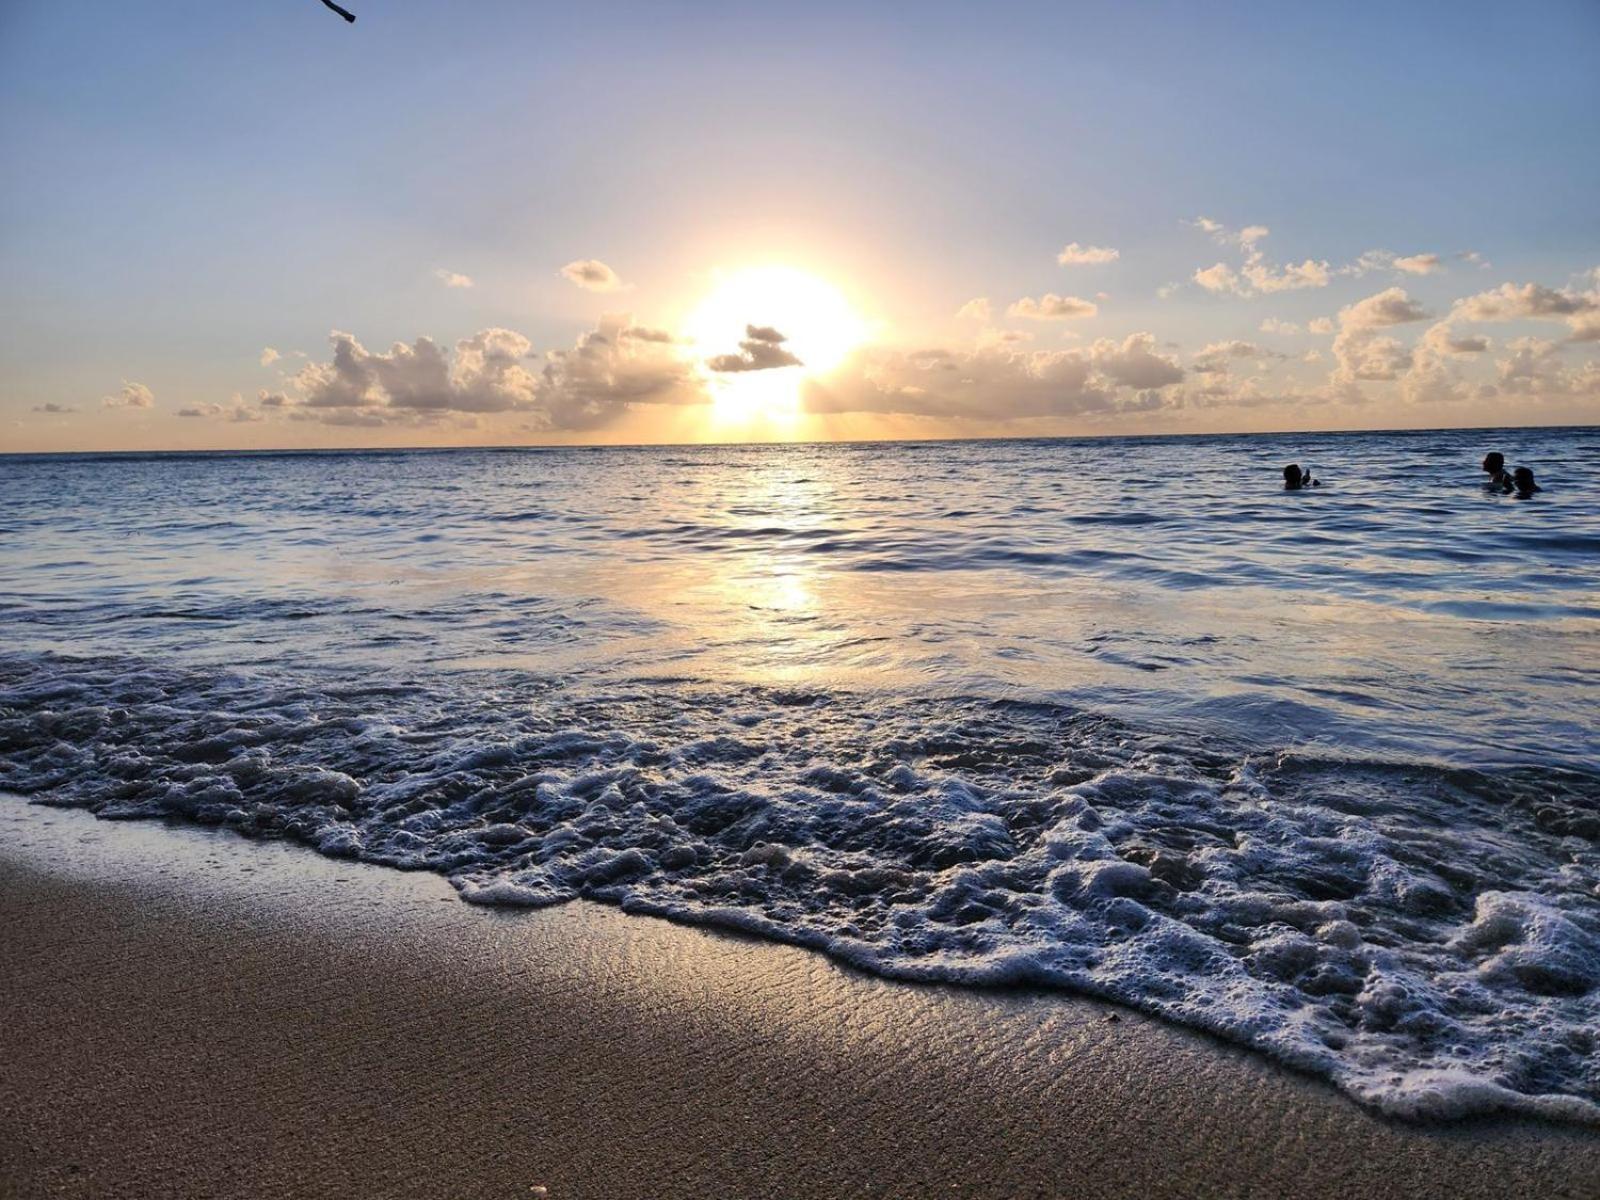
[684,266,870,419]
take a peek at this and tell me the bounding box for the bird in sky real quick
[320,0,356,22]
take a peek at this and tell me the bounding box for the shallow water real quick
[2,427,1597,1120]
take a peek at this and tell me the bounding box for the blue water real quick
[2,427,1598,1120]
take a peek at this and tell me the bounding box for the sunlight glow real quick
[684,266,870,422]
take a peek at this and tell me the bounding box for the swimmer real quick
[1283,463,1320,490]
[1482,452,1513,493]
[1512,466,1542,498]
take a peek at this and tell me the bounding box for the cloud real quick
[1308,317,1335,335]
[533,313,709,429]
[31,402,76,414]
[1243,258,1330,293]
[802,331,1178,420]
[257,390,294,408]
[560,259,626,292]
[1193,263,1241,294]
[1333,288,1431,384]
[956,297,991,322]
[178,397,265,422]
[260,347,280,366]
[1088,332,1183,389]
[1448,280,1599,328]
[293,328,539,419]
[1339,287,1432,330]
[1057,242,1119,266]
[103,381,154,409]
[1392,253,1443,276]
[1191,340,1271,374]
[1007,293,1098,320]
[706,325,804,373]
[1259,318,1301,335]
[434,268,474,289]
[1346,250,1445,277]
[1185,218,1330,296]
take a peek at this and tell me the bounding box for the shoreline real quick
[3,797,1597,1199]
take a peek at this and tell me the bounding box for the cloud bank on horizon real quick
[93,228,1596,439]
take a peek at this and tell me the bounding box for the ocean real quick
[2,426,1597,1121]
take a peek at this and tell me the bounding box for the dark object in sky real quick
[321,0,356,22]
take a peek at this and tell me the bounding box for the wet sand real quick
[2,796,1597,1200]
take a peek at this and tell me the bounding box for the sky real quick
[1,0,1597,451]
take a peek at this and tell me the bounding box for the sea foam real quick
[4,651,1596,1123]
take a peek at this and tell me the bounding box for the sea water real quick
[2,427,1597,1120]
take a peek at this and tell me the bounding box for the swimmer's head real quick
[1283,464,1303,488]
[1513,466,1539,493]
[1483,452,1505,474]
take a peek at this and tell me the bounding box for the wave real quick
[3,650,1596,1124]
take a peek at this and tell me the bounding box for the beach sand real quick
[2,796,1596,1200]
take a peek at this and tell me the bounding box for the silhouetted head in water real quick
[1513,466,1541,497]
[1482,451,1513,492]
[1283,464,1317,490]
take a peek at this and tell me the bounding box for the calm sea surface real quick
[2,427,1597,1119]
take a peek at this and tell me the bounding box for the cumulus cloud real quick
[260,347,280,366]
[1339,287,1432,330]
[560,259,626,292]
[293,328,539,419]
[1332,288,1431,384]
[706,325,804,373]
[956,297,992,322]
[434,268,474,289]
[1308,317,1335,335]
[1259,318,1300,335]
[1192,340,1273,375]
[533,313,708,429]
[178,396,265,422]
[1007,293,1098,320]
[801,331,1177,420]
[1088,332,1183,389]
[103,381,154,409]
[1057,242,1119,265]
[1185,218,1330,296]
[1393,253,1443,275]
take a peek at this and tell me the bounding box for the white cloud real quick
[1339,287,1432,330]
[1308,317,1335,335]
[1088,332,1183,389]
[1057,242,1119,266]
[1259,318,1300,335]
[103,381,154,409]
[294,328,539,419]
[259,347,280,366]
[1392,253,1443,275]
[533,313,709,429]
[434,268,474,289]
[956,297,991,322]
[1332,288,1431,384]
[560,259,626,292]
[1185,218,1330,296]
[1346,250,1444,277]
[1007,293,1098,320]
[1194,263,1241,294]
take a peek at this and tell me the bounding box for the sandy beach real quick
[2,795,1596,1200]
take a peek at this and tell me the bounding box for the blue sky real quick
[2,0,1597,448]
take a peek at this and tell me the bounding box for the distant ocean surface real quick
[3,427,1598,1121]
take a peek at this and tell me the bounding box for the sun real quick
[684,266,869,420]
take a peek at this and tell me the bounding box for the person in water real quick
[1482,452,1514,493]
[1513,466,1542,498]
[1283,463,1319,489]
